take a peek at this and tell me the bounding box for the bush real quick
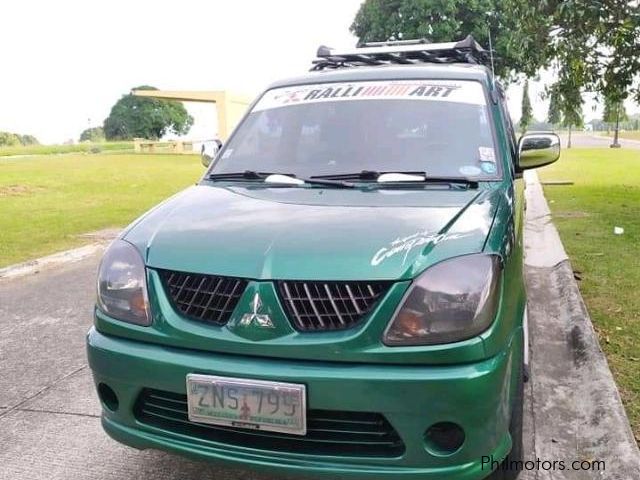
[0,131,39,146]
[0,132,21,146]
[80,127,105,143]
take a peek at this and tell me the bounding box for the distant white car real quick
[200,139,222,166]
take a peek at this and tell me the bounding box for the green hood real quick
[124,184,503,281]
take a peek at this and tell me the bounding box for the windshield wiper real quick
[312,171,478,188]
[311,170,395,181]
[207,170,355,188]
[208,170,273,181]
[299,177,355,188]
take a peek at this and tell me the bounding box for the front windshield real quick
[211,80,499,179]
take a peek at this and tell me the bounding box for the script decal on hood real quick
[371,230,472,266]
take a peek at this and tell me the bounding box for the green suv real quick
[87,37,560,480]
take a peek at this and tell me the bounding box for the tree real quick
[553,72,584,149]
[603,97,627,125]
[547,88,562,126]
[351,1,640,105]
[0,131,39,146]
[79,126,105,143]
[561,97,583,130]
[350,0,548,80]
[0,132,20,146]
[504,0,640,105]
[603,95,628,147]
[519,80,533,133]
[19,134,39,145]
[103,86,193,140]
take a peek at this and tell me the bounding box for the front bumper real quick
[87,327,519,480]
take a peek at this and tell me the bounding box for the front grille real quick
[135,389,405,457]
[277,281,391,331]
[158,269,247,325]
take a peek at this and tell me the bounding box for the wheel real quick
[485,351,524,480]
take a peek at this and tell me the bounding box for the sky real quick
[0,0,636,144]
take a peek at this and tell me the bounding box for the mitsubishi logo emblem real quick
[239,293,275,328]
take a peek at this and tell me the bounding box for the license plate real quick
[186,374,306,435]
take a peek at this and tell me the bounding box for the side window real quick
[503,103,517,157]
[497,85,517,176]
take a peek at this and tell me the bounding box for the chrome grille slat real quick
[282,282,302,322]
[303,282,325,328]
[158,269,247,326]
[344,284,362,314]
[324,283,345,326]
[219,280,242,317]
[278,281,391,332]
[199,277,224,319]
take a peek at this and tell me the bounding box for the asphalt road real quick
[558,132,640,149]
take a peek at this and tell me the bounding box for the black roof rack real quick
[311,35,490,71]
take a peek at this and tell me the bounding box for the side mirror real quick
[201,139,223,168]
[517,132,560,171]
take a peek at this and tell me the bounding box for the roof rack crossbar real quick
[311,35,490,71]
[354,54,384,65]
[360,38,430,48]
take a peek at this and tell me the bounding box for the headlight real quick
[383,254,501,346]
[96,239,151,325]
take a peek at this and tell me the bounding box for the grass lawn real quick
[538,147,640,440]
[597,130,640,141]
[0,153,202,266]
[617,131,640,141]
[0,141,133,157]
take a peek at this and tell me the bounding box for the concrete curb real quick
[523,170,640,478]
[0,243,106,281]
[523,170,568,268]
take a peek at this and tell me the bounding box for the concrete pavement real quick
[0,255,273,480]
[1,175,639,479]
